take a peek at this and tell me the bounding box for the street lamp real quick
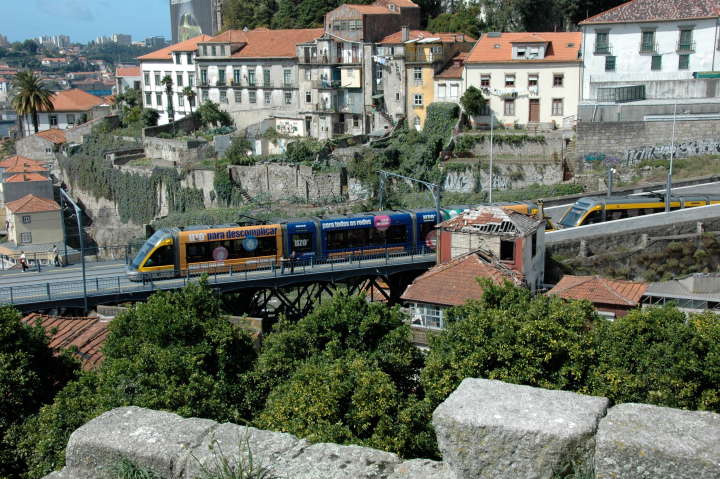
[482,89,517,203]
[59,189,87,312]
[665,101,678,213]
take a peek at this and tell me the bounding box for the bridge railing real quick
[0,248,437,306]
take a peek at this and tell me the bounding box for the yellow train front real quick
[127,224,283,281]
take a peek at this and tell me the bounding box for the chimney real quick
[401,26,409,42]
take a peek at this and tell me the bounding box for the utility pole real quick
[665,101,678,213]
[59,189,87,312]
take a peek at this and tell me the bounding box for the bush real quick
[423,103,459,141]
[224,136,255,166]
[141,109,159,127]
[460,86,486,117]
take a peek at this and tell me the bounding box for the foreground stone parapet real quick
[595,403,720,479]
[47,406,449,479]
[432,378,609,479]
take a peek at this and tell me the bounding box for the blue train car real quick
[319,211,413,257]
[410,209,439,251]
[280,218,320,260]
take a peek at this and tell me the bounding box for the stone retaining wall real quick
[228,163,347,203]
[44,379,720,479]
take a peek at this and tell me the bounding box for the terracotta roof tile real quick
[4,173,49,182]
[212,28,324,58]
[374,0,419,7]
[4,162,48,173]
[115,66,141,77]
[466,32,582,64]
[35,128,67,144]
[0,155,40,168]
[137,34,212,61]
[379,29,475,44]
[435,52,468,79]
[346,4,396,14]
[21,313,109,370]
[401,251,523,306]
[581,0,720,25]
[43,88,106,112]
[547,275,648,306]
[6,194,60,213]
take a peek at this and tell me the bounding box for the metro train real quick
[127,201,547,280]
[557,194,720,229]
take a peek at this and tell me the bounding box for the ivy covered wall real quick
[59,133,205,225]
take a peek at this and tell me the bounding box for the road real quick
[0,261,128,289]
[545,181,720,224]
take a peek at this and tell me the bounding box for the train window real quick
[291,233,313,253]
[608,210,627,221]
[326,225,408,251]
[420,222,434,240]
[500,240,515,261]
[643,208,656,215]
[145,245,174,267]
[386,225,407,244]
[583,210,603,225]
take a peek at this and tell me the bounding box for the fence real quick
[0,248,437,307]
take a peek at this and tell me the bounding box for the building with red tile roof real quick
[547,275,647,318]
[401,250,523,329]
[0,156,48,179]
[115,66,142,95]
[0,155,40,168]
[20,89,109,136]
[464,31,581,128]
[5,194,63,246]
[4,173,49,182]
[138,34,212,61]
[35,128,67,145]
[21,313,109,370]
[580,0,720,25]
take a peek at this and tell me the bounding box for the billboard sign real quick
[170,0,217,43]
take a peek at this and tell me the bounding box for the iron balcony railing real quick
[0,248,436,306]
[594,42,612,55]
[677,40,695,52]
[299,56,361,65]
[639,40,659,53]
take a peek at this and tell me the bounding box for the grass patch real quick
[110,458,162,479]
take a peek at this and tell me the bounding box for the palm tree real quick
[160,75,174,124]
[182,86,196,116]
[11,71,55,136]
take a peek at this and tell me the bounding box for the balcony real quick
[311,79,342,89]
[677,40,695,52]
[299,55,361,65]
[313,102,339,113]
[639,41,658,54]
[594,43,612,55]
[406,53,442,63]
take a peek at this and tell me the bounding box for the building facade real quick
[5,194,62,246]
[21,89,108,136]
[196,28,323,136]
[580,0,720,103]
[377,28,474,130]
[138,34,211,125]
[464,32,582,128]
[115,66,142,95]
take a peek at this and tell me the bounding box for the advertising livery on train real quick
[127,201,545,280]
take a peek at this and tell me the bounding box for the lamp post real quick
[59,189,87,312]
[489,105,494,203]
[665,101,678,213]
[606,167,616,197]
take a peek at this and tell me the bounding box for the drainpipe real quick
[713,18,719,71]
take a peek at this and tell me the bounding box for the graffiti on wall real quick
[623,139,720,165]
[444,171,475,193]
[276,119,302,137]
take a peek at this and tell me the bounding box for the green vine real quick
[58,132,205,224]
[455,134,546,153]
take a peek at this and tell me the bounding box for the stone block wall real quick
[576,119,720,168]
[143,137,210,165]
[228,163,346,203]
[45,379,720,479]
[443,160,564,193]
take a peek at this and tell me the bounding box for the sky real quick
[2,0,170,44]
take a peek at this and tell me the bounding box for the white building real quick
[464,32,582,128]
[115,66,141,95]
[579,0,720,114]
[138,34,211,125]
[196,28,323,136]
[20,89,108,136]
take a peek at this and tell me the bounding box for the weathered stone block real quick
[432,378,609,479]
[64,406,216,478]
[388,458,456,478]
[595,403,720,479]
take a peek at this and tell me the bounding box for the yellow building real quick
[377,29,475,130]
[5,194,63,246]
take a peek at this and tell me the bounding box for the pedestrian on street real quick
[290,250,297,274]
[52,245,62,267]
[19,251,28,272]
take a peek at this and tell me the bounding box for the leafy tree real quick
[197,100,234,128]
[460,86,486,118]
[141,108,160,127]
[0,306,78,477]
[224,136,255,165]
[15,281,258,477]
[427,4,484,39]
[588,307,720,412]
[250,291,433,458]
[421,280,598,406]
[285,139,323,164]
[11,70,55,135]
